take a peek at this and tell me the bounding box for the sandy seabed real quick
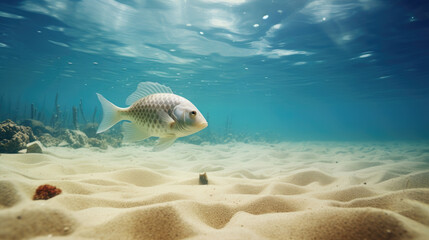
[1,141,429,240]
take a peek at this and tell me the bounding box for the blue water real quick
[1,0,429,142]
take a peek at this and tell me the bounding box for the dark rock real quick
[0,120,37,153]
[88,138,108,149]
[26,141,43,153]
[38,133,62,147]
[61,129,88,148]
[199,172,208,185]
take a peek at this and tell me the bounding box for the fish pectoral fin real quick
[153,136,177,151]
[157,110,175,129]
[122,121,150,142]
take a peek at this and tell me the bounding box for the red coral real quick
[33,184,62,200]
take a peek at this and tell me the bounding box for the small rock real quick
[26,141,43,153]
[199,172,208,185]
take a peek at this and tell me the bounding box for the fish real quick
[96,82,208,151]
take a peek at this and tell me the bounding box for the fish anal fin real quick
[122,122,150,142]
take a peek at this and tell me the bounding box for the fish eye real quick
[189,111,197,118]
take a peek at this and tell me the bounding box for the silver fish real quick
[96,82,208,151]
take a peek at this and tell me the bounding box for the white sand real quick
[1,141,429,240]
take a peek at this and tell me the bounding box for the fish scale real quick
[128,94,182,134]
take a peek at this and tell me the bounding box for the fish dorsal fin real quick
[126,82,173,105]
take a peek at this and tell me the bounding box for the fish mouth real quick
[200,122,208,129]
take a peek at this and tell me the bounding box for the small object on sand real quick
[199,172,208,185]
[33,184,62,200]
[26,141,43,153]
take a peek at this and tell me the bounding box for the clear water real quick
[1,0,429,142]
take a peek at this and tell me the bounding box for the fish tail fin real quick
[96,93,125,134]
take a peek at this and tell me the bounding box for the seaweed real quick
[15,97,20,120]
[225,115,232,137]
[92,106,97,123]
[52,93,61,129]
[31,103,35,119]
[79,99,87,123]
[72,106,78,130]
[7,96,11,119]
[0,94,3,119]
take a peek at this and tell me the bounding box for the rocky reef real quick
[0,118,278,153]
[0,120,37,153]
[0,119,122,153]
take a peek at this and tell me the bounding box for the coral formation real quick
[0,120,37,153]
[38,133,62,147]
[88,138,108,149]
[18,122,121,149]
[61,129,88,148]
[33,184,62,200]
[21,119,54,137]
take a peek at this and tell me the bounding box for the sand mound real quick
[0,206,76,239]
[1,142,429,239]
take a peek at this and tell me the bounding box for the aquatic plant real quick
[225,115,232,137]
[72,106,78,130]
[51,93,62,129]
[30,103,35,119]
[91,106,97,123]
[79,99,87,124]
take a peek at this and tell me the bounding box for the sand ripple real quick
[1,142,429,239]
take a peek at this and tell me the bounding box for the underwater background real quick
[1,0,429,143]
